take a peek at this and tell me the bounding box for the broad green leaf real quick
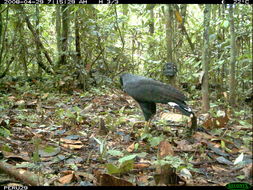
[106,163,121,175]
[222,20,229,28]
[118,154,137,164]
[108,149,124,157]
[149,136,164,147]
[119,160,134,174]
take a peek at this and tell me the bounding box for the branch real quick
[0,56,14,79]
[114,5,125,49]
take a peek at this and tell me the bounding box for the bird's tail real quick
[168,101,197,133]
[168,101,194,117]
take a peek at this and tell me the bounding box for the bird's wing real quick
[124,78,187,104]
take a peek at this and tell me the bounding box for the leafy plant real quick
[0,126,10,137]
[93,137,108,161]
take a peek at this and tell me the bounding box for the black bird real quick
[120,73,197,132]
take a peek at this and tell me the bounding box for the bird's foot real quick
[133,121,146,128]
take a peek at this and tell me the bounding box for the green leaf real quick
[222,20,229,28]
[0,127,11,137]
[119,160,134,174]
[134,143,139,151]
[44,146,56,153]
[210,103,218,108]
[108,149,124,157]
[209,34,216,42]
[2,144,12,152]
[32,151,40,162]
[118,154,137,164]
[73,106,82,113]
[136,152,147,158]
[149,136,164,147]
[238,120,250,127]
[106,163,121,175]
[140,133,152,141]
[221,140,226,150]
[93,137,102,145]
[236,175,245,180]
[16,162,37,169]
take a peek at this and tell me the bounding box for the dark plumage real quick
[120,73,196,129]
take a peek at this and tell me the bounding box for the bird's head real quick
[119,73,132,92]
[119,73,130,86]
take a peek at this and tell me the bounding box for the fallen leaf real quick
[216,156,233,165]
[160,112,190,122]
[126,143,135,153]
[60,138,82,144]
[133,163,150,169]
[202,111,229,129]
[242,163,253,179]
[211,165,229,172]
[58,173,75,184]
[234,153,244,165]
[97,173,134,186]
[158,140,174,158]
[174,140,194,151]
[61,144,84,150]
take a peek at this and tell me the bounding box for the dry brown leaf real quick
[174,140,194,151]
[133,163,150,169]
[61,170,74,175]
[60,138,82,144]
[97,173,134,186]
[16,100,25,105]
[8,96,16,101]
[75,172,96,182]
[211,165,229,172]
[158,140,174,158]
[41,93,49,99]
[3,151,30,162]
[137,175,149,183]
[243,163,253,179]
[58,173,75,184]
[126,143,135,153]
[193,132,213,142]
[61,144,84,150]
[203,112,229,129]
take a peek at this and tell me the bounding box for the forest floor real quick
[0,81,252,186]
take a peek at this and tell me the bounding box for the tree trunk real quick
[165,4,173,63]
[19,23,28,77]
[228,5,236,106]
[59,5,69,65]
[149,5,154,35]
[55,5,61,64]
[0,5,2,46]
[147,5,155,56]
[14,5,54,74]
[201,4,211,113]
[122,4,128,30]
[0,5,8,65]
[36,5,42,76]
[175,4,194,54]
[75,10,81,65]
[165,5,176,85]
[221,5,226,88]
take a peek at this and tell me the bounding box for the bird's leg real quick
[187,114,197,136]
[144,121,149,134]
[144,119,153,133]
